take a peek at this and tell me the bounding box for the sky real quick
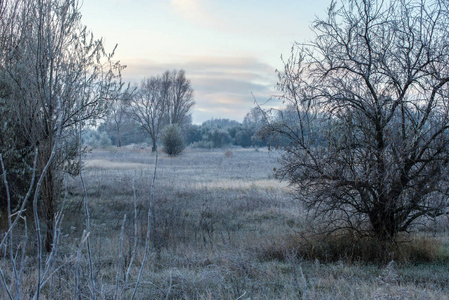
[80,0,331,124]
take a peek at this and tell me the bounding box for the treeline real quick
[87,107,268,149]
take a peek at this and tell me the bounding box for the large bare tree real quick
[265,0,449,241]
[0,0,123,251]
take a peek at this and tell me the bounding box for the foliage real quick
[186,113,267,149]
[98,120,148,147]
[82,129,112,149]
[184,124,204,145]
[263,0,449,242]
[162,124,185,156]
[207,128,232,148]
[98,109,268,149]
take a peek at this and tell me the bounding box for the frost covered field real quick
[51,147,449,299]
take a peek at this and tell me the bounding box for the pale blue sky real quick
[80,0,331,123]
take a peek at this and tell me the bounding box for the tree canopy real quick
[264,0,449,241]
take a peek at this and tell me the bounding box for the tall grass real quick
[0,147,448,299]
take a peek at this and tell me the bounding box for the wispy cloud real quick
[121,55,277,123]
[170,0,223,29]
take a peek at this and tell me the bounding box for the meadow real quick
[3,147,449,299]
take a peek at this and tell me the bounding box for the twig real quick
[74,230,89,299]
[18,216,28,297]
[121,178,138,298]
[32,96,63,300]
[299,264,307,300]
[131,150,159,299]
[165,271,173,300]
[78,121,97,299]
[0,266,13,300]
[236,291,247,300]
[115,214,127,300]
[0,154,17,297]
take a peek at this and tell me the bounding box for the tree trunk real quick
[151,135,157,152]
[369,206,397,242]
[117,126,122,147]
[39,143,57,253]
[42,168,55,252]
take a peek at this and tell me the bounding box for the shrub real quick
[224,149,233,158]
[162,124,185,156]
[257,230,445,263]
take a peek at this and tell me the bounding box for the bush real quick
[257,230,445,263]
[162,124,185,156]
[224,149,233,158]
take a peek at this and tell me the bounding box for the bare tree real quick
[130,77,167,152]
[0,0,124,251]
[167,69,194,127]
[264,0,449,242]
[106,90,133,147]
[130,70,194,152]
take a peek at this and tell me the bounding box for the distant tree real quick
[264,0,449,242]
[162,124,185,156]
[243,107,265,128]
[98,118,148,146]
[208,128,232,148]
[130,71,194,151]
[167,70,195,127]
[106,91,132,147]
[184,124,203,145]
[129,77,167,152]
[185,115,267,148]
[234,126,253,147]
[202,118,240,129]
[242,107,267,147]
[82,129,112,149]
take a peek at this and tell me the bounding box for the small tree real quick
[162,124,185,156]
[264,0,449,242]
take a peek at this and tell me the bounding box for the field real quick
[3,147,449,299]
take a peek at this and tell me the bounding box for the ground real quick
[2,147,449,299]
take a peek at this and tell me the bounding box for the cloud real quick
[121,55,278,123]
[170,0,223,28]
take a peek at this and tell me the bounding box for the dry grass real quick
[1,146,449,299]
[257,230,448,264]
